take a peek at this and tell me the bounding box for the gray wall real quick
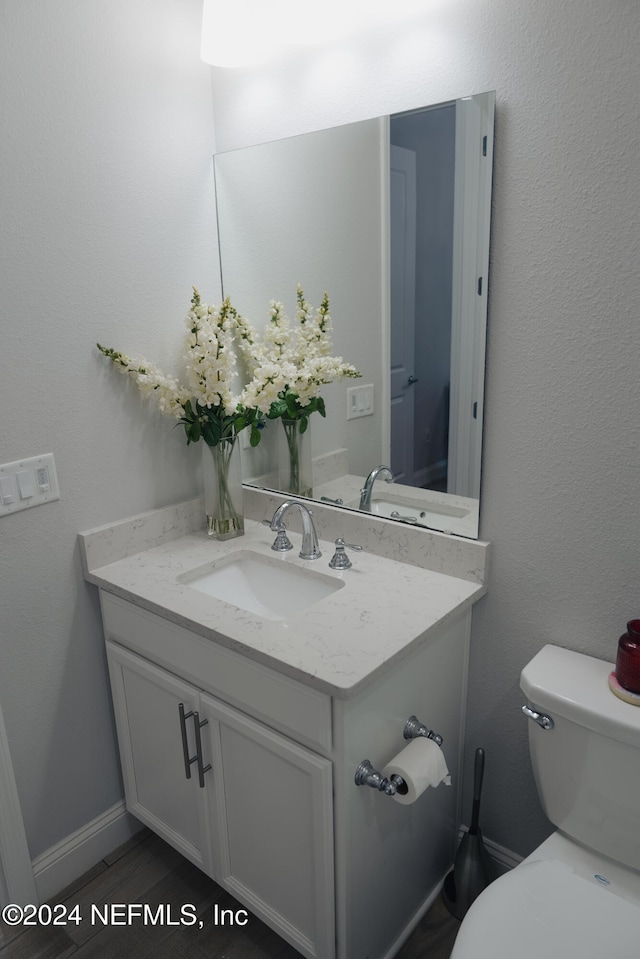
[208,0,640,859]
[1,0,639,871]
[0,0,219,858]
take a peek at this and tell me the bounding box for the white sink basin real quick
[178,550,344,621]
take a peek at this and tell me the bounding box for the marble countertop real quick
[80,511,486,698]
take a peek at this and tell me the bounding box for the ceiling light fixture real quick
[200,0,373,68]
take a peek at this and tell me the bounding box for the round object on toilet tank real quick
[616,620,640,693]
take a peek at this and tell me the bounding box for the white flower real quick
[98,285,359,448]
[96,346,191,421]
[97,288,262,447]
[182,293,241,415]
[237,286,361,419]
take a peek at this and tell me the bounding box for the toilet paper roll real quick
[382,737,451,805]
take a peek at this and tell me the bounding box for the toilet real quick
[451,644,640,958]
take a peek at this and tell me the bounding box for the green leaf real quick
[299,415,309,434]
[285,393,300,417]
[268,399,288,419]
[185,420,200,444]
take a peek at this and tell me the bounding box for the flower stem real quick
[283,419,300,493]
[203,437,244,539]
[280,418,312,498]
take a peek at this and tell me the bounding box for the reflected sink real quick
[178,550,344,621]
[346,494,469,525]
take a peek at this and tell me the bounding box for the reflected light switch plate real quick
[347,384,374,420]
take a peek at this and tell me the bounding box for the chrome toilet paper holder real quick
[354,715,443,794]
[403,714,443,746]
[354,759,406,796]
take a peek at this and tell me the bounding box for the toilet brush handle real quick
[469,748,485,836]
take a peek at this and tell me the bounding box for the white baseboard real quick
[484,834,523,873]
[382,871,448,959]
[32,801,143,903]
[457,825,523,875]
[30,807,521,915]
[381,836,521,957]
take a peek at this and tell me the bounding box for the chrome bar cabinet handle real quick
[178,703,212,785]
[192,711,212,788]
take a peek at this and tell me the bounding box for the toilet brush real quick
[443,747,495,920]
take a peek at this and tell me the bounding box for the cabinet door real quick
[106,642,213,875]
[201,694,335,959]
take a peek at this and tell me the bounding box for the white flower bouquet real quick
[97,288,262,448]
[97,285,360,507]
[236,285,361,431]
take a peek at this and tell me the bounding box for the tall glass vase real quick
[278,417,313,498]
[202,436,244,540]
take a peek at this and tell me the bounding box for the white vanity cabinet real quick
[106,643,214,875]
[103,596,335,959]
[98,566,475,959]
[200,694,334,959]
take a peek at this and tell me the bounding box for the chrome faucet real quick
[268,501,322,560]
[359,465,394,511]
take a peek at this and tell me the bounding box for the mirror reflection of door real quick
[390,145,416,483]
[390,103,456,495]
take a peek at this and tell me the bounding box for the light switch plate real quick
[0,453,60,517]
[346,384,374,420]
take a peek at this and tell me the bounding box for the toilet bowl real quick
[450,645,640,958]
[451,832,640,958]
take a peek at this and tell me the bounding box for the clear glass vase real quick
[202,436,244,540]
[278,417,313,498]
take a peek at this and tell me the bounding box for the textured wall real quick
[0,0,219,857]
[2,0,638,870]
[209,0,640,858]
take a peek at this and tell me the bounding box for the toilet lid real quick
[451,858,640,959]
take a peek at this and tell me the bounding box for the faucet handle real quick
[328,538,363,570]
[262,519,293,552]
[390,510,418,524]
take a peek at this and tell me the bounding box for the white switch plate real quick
[347,384,374,420]
[0,453,60,517]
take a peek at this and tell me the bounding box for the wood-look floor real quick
[0,830,460,959]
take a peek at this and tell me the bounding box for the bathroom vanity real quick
[79,493,489,959]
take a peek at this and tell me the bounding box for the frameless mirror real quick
[214,91,494,538]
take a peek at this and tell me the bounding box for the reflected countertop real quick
[313,474,479,538]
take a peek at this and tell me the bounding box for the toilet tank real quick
[521,644,640,871]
